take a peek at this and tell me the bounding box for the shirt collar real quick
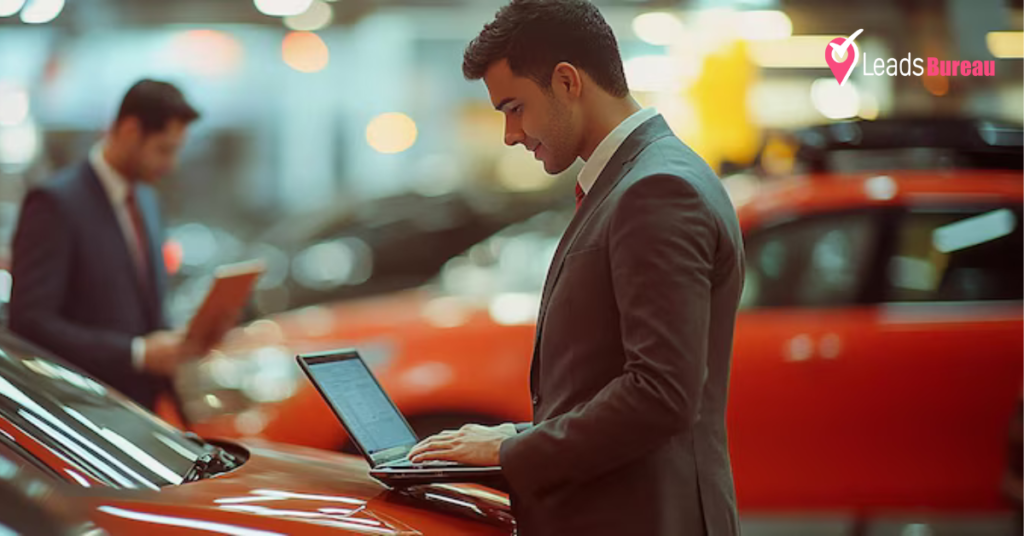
[576,107,659,194]
[89,142,132,206]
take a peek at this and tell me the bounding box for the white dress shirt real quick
[576,107,659,195]
[88,143,148,370]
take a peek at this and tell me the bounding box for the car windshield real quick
[0,333,205,489]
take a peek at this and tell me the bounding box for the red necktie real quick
[125,189,150,288]
[575,182,585,212]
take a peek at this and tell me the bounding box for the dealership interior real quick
[0,0,1020,534]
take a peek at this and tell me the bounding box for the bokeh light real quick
[623,55,685,93]
[284,0,333,31]
[858,92,880,120]
[366,112,418,154]
[282,31,329,73]
[0,0,25,17]
[632,12,684,46]
[0,84,29,126]
[923,75,949,97]
[254,0,312,17]
[810,78,860,120]
[168,30,243,76]
[19,0,62,23]
[986,31,1023,59]
[0,120,39,172]
[749,35,842,68]
[162,240,184,276]
[737,10,793,42]
[496,148,554,192]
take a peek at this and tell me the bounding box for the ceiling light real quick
[284,0,332,31]
[254,0,313,18]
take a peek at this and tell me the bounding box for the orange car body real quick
[185,170,1023,516]
[2,418,512,534]
[0,333,514,535]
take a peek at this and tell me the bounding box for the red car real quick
[178,118,1024,529]
[0,332,514,534]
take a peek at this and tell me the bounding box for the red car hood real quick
[80,439,513,535]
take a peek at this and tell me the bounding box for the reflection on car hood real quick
[82,439,513,535]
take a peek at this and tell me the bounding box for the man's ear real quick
[114,116,143,144]
[551,62,583,99]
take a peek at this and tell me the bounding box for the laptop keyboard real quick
[384,459,461,468]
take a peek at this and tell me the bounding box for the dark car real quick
[165,192,550,323]
[251,192,554,314]
[756,117,1023,176]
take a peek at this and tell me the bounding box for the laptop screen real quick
[303,353,417,465]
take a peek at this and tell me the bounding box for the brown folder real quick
[185,260,264,347]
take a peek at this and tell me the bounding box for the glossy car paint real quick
[182,170,1023,515]
[1,414,513,535]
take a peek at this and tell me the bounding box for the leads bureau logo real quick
[826,29,996,86]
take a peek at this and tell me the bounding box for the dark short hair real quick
[463,0,629,98]
[115,79,199,135]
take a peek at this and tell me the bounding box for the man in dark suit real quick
[10,80,211,411]
[409,1,744,534]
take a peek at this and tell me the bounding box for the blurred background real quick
[0,0,1021,535]
[0,0,1020,318]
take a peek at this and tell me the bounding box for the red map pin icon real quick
[825,36,859,86]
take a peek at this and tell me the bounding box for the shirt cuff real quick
[131,337,146,371]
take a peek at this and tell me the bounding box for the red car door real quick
[860,204,1024,512]
[729,208,888,511]
[730,202,1023,517]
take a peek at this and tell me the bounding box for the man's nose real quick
[504,122,524,147]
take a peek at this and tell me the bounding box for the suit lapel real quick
[537,116,674,323]
[528,116,676,395]
[82,164,162,330]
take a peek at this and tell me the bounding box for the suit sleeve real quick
[9,190,135,370]
[499,174,717,496]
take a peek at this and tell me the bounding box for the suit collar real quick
[538,115,675,319]
[579,114,674,208]
[88,142,134,207]
[576,108,659,195]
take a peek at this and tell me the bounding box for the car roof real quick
[787,117,1023,172]
[736,169,1024,231]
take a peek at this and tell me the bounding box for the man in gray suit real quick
[409,1,744,534]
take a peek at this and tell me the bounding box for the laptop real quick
[296,349,504,487]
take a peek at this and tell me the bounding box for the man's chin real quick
[542,158,573,176]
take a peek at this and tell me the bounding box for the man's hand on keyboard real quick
[409,422,517,466]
